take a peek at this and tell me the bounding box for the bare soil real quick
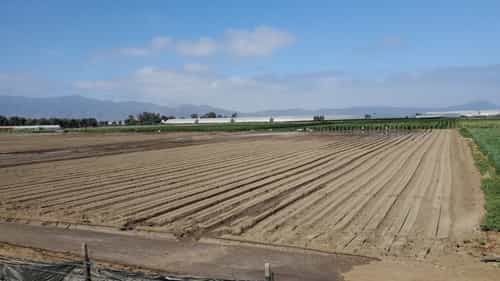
[0,130,498,280]
[0,222,373,281]
[0,132,269,167]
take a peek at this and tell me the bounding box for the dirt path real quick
[0,222,372,281]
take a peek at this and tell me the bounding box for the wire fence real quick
[0,255,264,281]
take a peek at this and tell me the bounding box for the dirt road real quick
[0,222,372,281]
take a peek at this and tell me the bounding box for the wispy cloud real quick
[183,63,210,73]
[114,36,171,57]
[72,64,500,111]
[224,26,295,57]
[175,37,217,56]
[105,26,294,59]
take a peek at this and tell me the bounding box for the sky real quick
[1,0,500,111]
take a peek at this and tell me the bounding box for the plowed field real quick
[0,130,483,258]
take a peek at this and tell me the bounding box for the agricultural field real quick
[461,127,500,231]
[0,129,484,258]
[0,132,255,167]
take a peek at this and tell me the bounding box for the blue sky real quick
[1,0,500,111]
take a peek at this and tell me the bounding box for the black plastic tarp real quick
[0,256,259,281]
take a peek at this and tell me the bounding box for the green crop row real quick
[66,118,461,134]
[458,118,500,128]
[461,127,500,231]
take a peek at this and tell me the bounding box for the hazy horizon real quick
[2,1,500,111]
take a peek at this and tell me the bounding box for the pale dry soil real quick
[0,130,498,280]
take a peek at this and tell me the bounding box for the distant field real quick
[459,119,500,128]
[67,117,461,133]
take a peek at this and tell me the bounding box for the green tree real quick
[201,112,217,118]
[137,112,161,124]
[125,115,137,125]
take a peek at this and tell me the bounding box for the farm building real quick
[0,125,62,132]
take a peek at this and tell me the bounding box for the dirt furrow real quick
[56,141,342,214]
[133,137,393,227]
[379,134,444,255]
[248,134,420,239]
[189,136,404,234]
[339,132,442,253]
[8,139,328,204]
[3,139,308,198]
[31,142,329,209]
[92,137,379,219]
[1,138,314,189]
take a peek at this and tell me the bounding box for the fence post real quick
[265,262,274,281]
[82,243,91,281]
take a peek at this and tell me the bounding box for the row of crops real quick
[307,118,458,131]
[66,117,500,133]
[457,119,500,128]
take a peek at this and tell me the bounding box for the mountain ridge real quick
[1,95,498,120]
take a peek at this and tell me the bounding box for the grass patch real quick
[468,128,500,173]
[460,128,500,231]
[482,177,500,230]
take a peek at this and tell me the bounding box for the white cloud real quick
[225,26,295,57]
[175,37,218,56]
[108,26,294,58]
[116,48,150,57]
[183,63,210,73]
[72,64,500,111]
[114,36,171,57]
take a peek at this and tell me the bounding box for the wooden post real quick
[264,262,274,281]
[82,243,91,281]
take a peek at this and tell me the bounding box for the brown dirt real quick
[0,222,373,281]
[0,129,497,280]
[0,131,275,168]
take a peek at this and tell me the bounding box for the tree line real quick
[126,111,239,125]
[1,111,239,128]
[0,115,99,128]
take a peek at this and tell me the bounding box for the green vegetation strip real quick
[67,118,464,133]
[460,127,500,231]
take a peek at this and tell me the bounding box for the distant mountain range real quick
[0,95,498,120]
[251,100,500,117]
[0,95,234,120]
